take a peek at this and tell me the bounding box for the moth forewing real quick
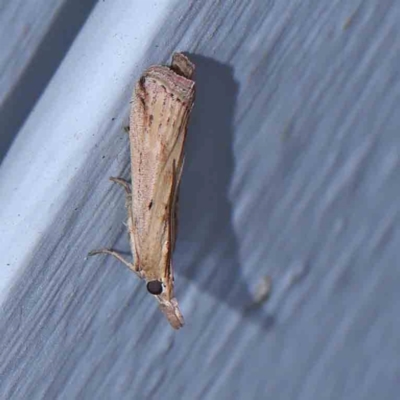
[129,54,194,329]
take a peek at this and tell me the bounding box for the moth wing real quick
[170,155,186,252]
[129,65,194,283]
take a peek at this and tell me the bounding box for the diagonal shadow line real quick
[177,54,275,330]
[0,0,98,165]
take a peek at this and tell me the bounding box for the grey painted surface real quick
[0,0,98,164]
[1,0,399,399]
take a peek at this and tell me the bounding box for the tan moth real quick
[89,53,195,329]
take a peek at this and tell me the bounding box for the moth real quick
[89,53,195,329]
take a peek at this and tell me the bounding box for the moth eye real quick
[146,280,163,295]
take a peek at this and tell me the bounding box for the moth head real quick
[145,278,173,302]
[146,273,174,299]
[145,279,184,329]
[146,280,163,295]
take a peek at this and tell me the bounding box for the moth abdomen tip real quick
[171,52,194,80]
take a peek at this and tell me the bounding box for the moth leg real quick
[109,176,131,194]
[109,177,140,273]
[87,248,137,274]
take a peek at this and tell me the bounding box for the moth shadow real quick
[177,54,274,330]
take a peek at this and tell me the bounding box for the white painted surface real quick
[0,0,399,399]
[0,0,176,302]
